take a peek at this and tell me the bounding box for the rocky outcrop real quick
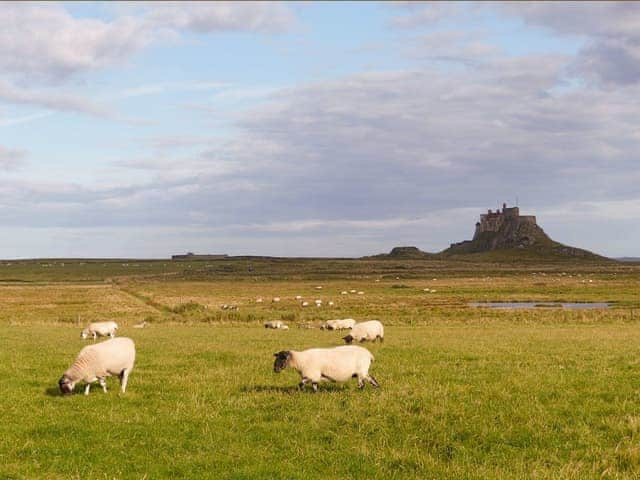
[443,203,604,259]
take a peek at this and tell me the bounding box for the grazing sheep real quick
[343,320,384,344]
[265,320,288,330]
[328,301,334,306]
[315,286,323,290]
[357,291,364,295]
[256,298,264,303]
[295,295,303,300]
[320,318,356,331]
[301,301,310,307]
[80,321,118,340]
[59,337,136,395]
[272,297,281,303]
[349,289,357,293]
[133,321,147,329]
[341,291,348,295]
[273,345,379,392]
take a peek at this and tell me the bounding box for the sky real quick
[1,1,640,259]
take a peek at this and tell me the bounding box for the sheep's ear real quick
[273,353,279,357]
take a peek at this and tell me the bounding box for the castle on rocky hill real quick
[473,203,537,240]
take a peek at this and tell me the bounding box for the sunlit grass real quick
[3,323,640,478]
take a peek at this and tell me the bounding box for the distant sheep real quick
[320,318,356,331]
[343,320,384,344]
[256,298,264,303]
[272,297,281,303]
[80,321,118,340]
[59,337,135,395]
[301,301,310,307]
[295,295,303,300]
[265,320,288,330]
[273,345,379,391]
[341,291,348,295]
[133,321,147,329]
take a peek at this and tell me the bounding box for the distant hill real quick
[616,257,640,263]
[441,203,606,260]
[369,246,434,259]
[372,203,609,262]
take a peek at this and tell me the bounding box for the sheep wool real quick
[80,321,118,340]
[59,337,136,396]
[343,320,384,344]
[273,345,379,391]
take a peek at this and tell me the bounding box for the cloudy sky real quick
[1,2,639,258]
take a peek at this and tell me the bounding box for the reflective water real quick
[469,302,610,309]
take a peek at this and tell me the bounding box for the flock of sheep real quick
[58,293,386,395]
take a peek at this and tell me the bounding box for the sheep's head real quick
[58,375,76,395]
[342,334,354,344]
[273,351,291,373]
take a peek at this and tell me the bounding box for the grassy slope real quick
[3,324,640,478]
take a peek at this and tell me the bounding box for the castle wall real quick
[472,205,536,240]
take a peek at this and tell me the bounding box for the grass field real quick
[1,258,640,478]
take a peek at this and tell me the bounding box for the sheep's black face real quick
[343,335,354,344]
[58,376,75,395]
[273,351,290,373]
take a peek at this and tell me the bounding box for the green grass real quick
[1,258,640,478]
[3,324,640,478]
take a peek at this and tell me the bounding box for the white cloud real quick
[0,145,26,170]
[0,80,108,116]
[0,3,295,83]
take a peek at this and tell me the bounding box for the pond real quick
[469,302,611,309]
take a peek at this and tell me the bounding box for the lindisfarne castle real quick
[474,203,536,239]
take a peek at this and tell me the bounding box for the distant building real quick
[473,203,537,239]
[171,252,228,260]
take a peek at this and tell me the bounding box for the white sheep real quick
[80,321,118,341]
[301,301,309,307]
[272,297,281,303]
[265,320,288,330]
[295,295,303,300]
[320,318,356,331]
[256,298,264,303]
[58,337,136,395]
[341,291,348,295]
[343,320,384,344]
[273,345,379,391]
[133,321,147,329]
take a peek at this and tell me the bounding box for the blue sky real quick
[1,2,640,258]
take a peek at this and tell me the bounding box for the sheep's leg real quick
[120,369,130,393]
[367,375,380,388]
[99,377,108,393]
[298,377,310,390]
[357,375,365,389]
[377,335,384,343]
[84,383,91,395]
[311,382,319,392]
